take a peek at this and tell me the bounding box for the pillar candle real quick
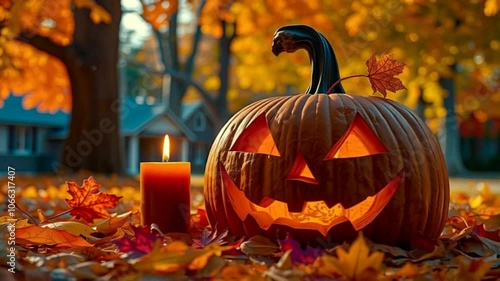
[140,135,191,233]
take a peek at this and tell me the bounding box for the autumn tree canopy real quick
[199,0,499,175]
[201,0,500,124]
[2,0,498,119]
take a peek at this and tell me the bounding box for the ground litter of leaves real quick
[1,172,500,281]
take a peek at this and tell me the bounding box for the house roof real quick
[121,98,161,135]
[181,101,204,121]
[0,95,69,127]
[116,97,198,140]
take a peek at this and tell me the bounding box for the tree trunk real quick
[438,66,467,177]
[215,20,235,123]
[162,1,207,118]
[164,13,185,117]
[415,87,429,120]
[58,1,123,174]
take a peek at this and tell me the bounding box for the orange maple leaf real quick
[65,176,122,223]
[366,52,407,97]
[16,225,93,248]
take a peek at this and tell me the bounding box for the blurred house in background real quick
[460,114,500,171]
[0,94,216,174]
[0,95,68,172]
[1,92,498,173]
[120,97,216,174]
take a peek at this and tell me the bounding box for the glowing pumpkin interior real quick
[226,112,402,234]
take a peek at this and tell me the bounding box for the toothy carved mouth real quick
[220,164,402,236]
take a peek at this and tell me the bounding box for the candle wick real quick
[163,156,169,162]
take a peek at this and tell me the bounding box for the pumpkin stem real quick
[272,25,346,94]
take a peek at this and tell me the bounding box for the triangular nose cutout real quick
[286,151,319,185]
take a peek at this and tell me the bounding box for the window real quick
[8,126,37,155]
[194,143,206,165]
[193,112,206,131]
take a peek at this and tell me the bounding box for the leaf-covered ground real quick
[1,172,500,280]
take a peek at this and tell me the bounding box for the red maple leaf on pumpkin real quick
[366,52,407,97]
[65,176,122,223]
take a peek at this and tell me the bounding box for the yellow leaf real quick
[120,186,140,201]
[319,232,384,280]
[0,217,29,227]
[21,185,38,199]
[45,184,64,199]
[203,75,221,91]
[485,0,500,16]
[42,221,94,237]
[469,195,484,209]
[476,182,496,204]
[134,240,231,274]
[93,211,132,234]
[133,240,189,273]
[191,243,230,270]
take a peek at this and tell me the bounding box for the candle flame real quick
[163,135,170,162]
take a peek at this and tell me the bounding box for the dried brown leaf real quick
[239,235,280,256]
[16,225,93,248]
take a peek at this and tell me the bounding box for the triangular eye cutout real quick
[230,113,281,156]
[324,113,388,160]
[286,151,319,184]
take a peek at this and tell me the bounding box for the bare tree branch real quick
[17,33,70,62]
[185,0,207,76]
[126,60,220,120]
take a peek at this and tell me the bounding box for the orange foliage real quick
[0,0,111,113]
[201,0,500,125]
[4,41,71,113]
[1,0,499,121]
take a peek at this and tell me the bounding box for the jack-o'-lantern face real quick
[204,24,449,248]
[220,111,402,236]
[204,93,449,248]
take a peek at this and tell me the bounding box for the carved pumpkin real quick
[204,25,449,248]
